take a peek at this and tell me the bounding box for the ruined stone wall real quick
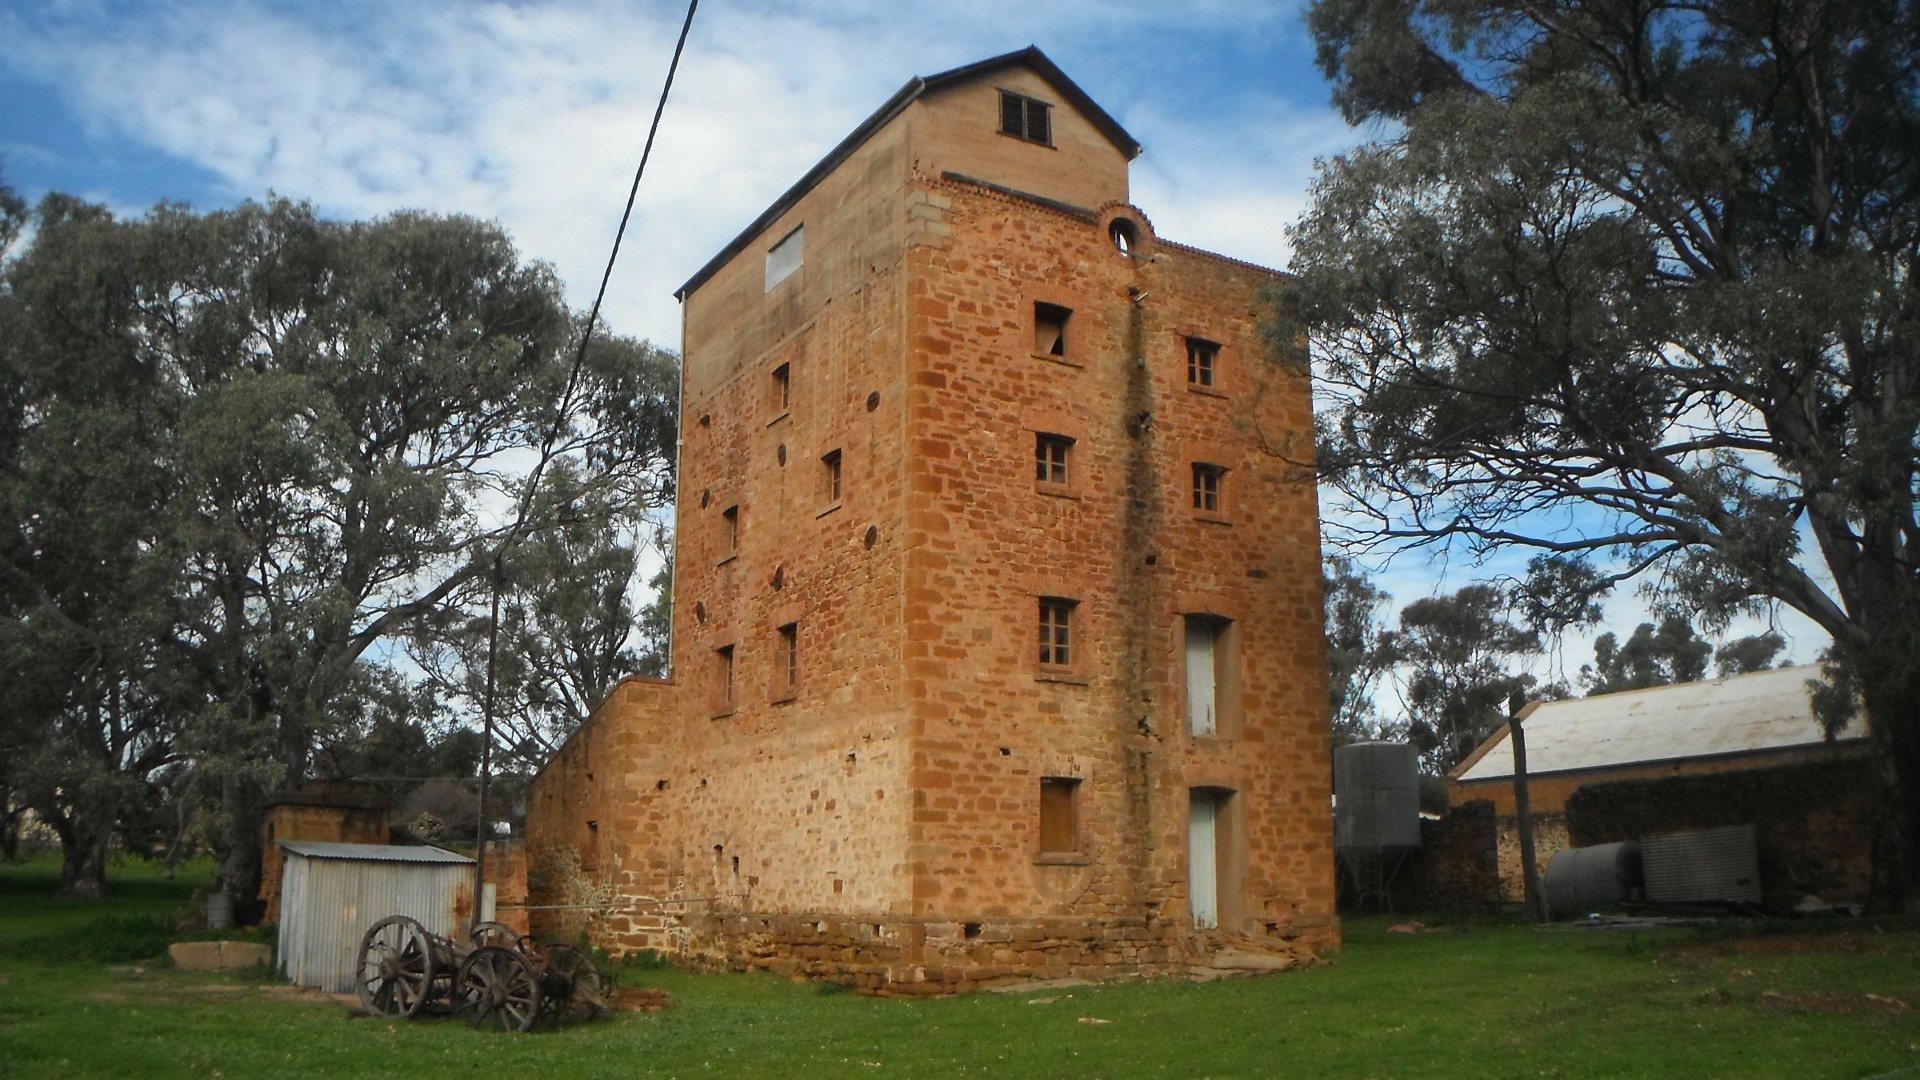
[1491,811,1570,904]
[524,677,678,951]
[258,789,389,921]
[1419,800,1501,912]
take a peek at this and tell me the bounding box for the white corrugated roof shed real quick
[277,840,471,863]
[1453,665,1864,784]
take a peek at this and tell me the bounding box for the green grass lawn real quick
[2,854,1916,1079]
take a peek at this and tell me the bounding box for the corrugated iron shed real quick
[280,840,473,863]
[1453,665,1863,785]
[276,841,474,994]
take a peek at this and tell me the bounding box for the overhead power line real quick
[474,0,700,918]
[576,0,701,363]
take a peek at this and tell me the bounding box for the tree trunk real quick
[218,805,267,925]
[1860,662,1920,914]
[1510,712,1548,923]
[55,818,111,900]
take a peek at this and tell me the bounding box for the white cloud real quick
[3,1,1347,346]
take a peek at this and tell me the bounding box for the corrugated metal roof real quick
[277,840,472,864]
[1453,665,1863,784]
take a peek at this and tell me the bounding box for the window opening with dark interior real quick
[1035,434,1072,487]
[1187,338,1219,388]
[772,363,791,413]
[777,623,798,692]
[1039,777,1080,853]
[723,505,740,550]
[716,645,735,708]
[1039,597,1075,667]
[999,90,1053,145]
[822,449,843,503]
[1035,302,1071,358]
[1110,218,1139,254]
[1192,463,1225,514]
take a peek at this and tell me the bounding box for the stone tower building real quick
[526,47,1336,992]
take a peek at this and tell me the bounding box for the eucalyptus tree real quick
[409,460,675,777]
[1323,555,1401,745]
[1395,584,1540,773]
[0,193,678,903]
[1292,0,1920,908]
[1582,615,1714,696]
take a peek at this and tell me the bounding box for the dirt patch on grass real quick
[1755,989,1910,1015]
[609,985,670,1013]
[1664,931,1907,959]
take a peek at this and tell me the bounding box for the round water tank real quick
[1540,841,1642,920]
[1333,741,1421,852]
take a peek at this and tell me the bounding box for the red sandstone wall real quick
[258,797,389,922]
[898,178,1335,968]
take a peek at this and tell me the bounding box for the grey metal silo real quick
[1333,741,1421,912]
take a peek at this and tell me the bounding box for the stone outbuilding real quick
[526,46,1336,992]
[258,780,391,922]
[1447,665,1871,908]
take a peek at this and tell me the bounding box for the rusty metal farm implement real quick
[357,916,611,1032]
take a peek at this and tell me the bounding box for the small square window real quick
[1039,777,1079,854]
[1039,597,1076,668]
[1035,302,1071,358]
[822,449,843,503]
[1187,338,1219,388]
[999,90,1053,146]
[1035,434,1073,487]
[1192,464,1225,514]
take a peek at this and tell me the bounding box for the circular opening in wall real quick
[1109,217,1140,254]
[698,413,711,427]
[694,601,707,623]
[866,391,881,412]
[777,443,788,466]
[863,525,878,549]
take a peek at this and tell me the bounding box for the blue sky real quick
[0,0,1827,692]
[0,0,1354,348]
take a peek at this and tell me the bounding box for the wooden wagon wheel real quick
[539,944,613,1025]
[358,915,436,1019]
[468,921,522,951]
[460,945,541,1033]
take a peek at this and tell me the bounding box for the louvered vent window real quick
[999,90,1053,146]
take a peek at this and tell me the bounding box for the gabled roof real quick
[675,47,1140,301]
[1451,665,1864,784]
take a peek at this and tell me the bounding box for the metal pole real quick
[1511,706,1548,923]
[474,556,502,928]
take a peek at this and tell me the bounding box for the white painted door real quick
[1189,791,1218,929]
[1185,619,1217,737]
